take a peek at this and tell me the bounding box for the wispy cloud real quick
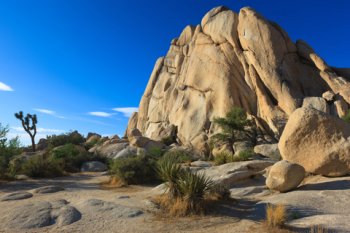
[0,82,14,91]
[12,126,64,134]
[112,107,138,117]
[34,108,66,119]
[88,111,113,117]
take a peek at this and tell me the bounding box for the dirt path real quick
[0,173,267,233]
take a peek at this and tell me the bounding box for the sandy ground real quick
[0,173,266,233]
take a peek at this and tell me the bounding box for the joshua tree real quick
[14,111,38,152]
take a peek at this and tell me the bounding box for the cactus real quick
[14,111,38,152]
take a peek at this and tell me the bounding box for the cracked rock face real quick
[128,6,350,156]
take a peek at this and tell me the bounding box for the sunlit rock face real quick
[128,6,350,156]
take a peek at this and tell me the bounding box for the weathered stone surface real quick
[56,205,81,227]
[82,199,143,218]
[4,201,81,229]
[91,142,129,158]
[199,160,273,187]
[266,160,305,192]
[33,185,65,194]
[302,97,329,114]
[279,107,350,176]
[0,191,33,201]
[113,146,138,159]
[322,90,335,102]
[81,161,107,172]
[254,143,281,160]
[127,6,350,154]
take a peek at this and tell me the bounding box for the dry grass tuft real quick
[101,176,127,188]
[153,194,205,217]
[310,225,328,233]
[266,204,287,228]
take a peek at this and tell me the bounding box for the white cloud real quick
[34,108,56,115]
[34,108,66,119]
[112,107,138,117]
[88,111,112,117]
[0,82,14,91]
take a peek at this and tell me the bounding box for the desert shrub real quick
[21,154,64,178]
[214,149,254,165]
[163,149,192,163]
[0,123,22,178]
[228,149,254,162]
[342,110,350,123]
[47,130,85,148]
[50,143,99,172]
[156,154,184,198]
[85,138,100,150]
[266,204,286,228]
[156,155,217,216]
[310,225,328,233]
[213,151,233,165]
[161,136,175,146]
[109,154,158,184]
[177,171,214,213]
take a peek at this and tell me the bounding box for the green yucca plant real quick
[156,154,184,198]
[177,172,214,212]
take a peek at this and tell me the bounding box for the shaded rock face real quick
[127,6,350,155]
[279,107,350,176]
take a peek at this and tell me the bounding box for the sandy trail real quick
[0,173,264,233]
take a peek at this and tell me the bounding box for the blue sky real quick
[0,0,349,145]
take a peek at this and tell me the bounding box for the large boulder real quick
[127,6,350,154]
[90,142,129,158]
[279,107,350,176]
[266,160,305,192]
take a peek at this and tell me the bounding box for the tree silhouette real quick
[14,111,37,152]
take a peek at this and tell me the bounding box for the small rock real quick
[190,160,212,167]
[1,191,33,201]
[266,160,305,192]
[33,185,65,194]
[322,90,335,102]
[118,195,130,199]
[15,174,30,180]
[56,206,81,227]
[81,161,107,172]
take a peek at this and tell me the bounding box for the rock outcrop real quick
[279,107,350,176]
[127,6,350,156]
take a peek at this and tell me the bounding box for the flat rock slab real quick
[3,200,81,229]
[190,161,212,168]
[199,160,274,187]
[81,161,108,172]
[82,199,143,218]
[32,185,65,194]
[0,191,33,201]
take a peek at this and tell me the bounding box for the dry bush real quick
[310,225,328,233]
[153,195,204,217]
[266,204,287,228]
[101,176,127,188]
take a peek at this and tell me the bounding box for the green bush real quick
[0,123,22,178]
[342,110,350,123]
[21,154,64,178]
[109,154,158,184]
[47,130,85,148]
[163,149,192,163]
[50,143,100,172]
[213,151,233,165]
[177,171,214,210]
[214,149,254,165]
[156,154,184,198]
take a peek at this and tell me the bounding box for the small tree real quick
[14,111,37,152]
[211,107,256,146]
